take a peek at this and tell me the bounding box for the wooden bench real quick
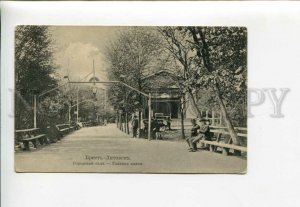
[15,128,47,151]
[200,126,247,156]
[142,119,167,140]
[82,121,93,127]
[56,124,74,137]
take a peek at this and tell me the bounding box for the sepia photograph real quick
[14,26,247,173]
[3,2,300,207]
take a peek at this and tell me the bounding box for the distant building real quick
[142,70,196,119]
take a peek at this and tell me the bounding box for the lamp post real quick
[30,88,40,129]
[104,89,107,115]
[76,90,79,123]
[33,95,37,128]
[148,93,151,140]
[72,72,94,124]
[68,103,71,124]
[32,77,69,128]
[34,69,94,128]
[65,59,152,139]
[75,88,102,124]
[91,87,97,123]
[69,80,152,140]
[71,99,97,123]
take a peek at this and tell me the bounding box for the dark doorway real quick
[150,101,179,118]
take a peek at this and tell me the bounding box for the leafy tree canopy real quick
[15,26,58,98]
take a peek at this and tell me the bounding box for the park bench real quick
[56,124,75,137]
[200,126,247,156]
[82,121,93,127]
[155,113,171,122]
[142,119,167,140]
[69,124,76,131]
[15,128,47,151]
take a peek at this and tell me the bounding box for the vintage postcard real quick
[14,26,247,173]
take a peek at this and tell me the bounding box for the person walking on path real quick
[166,117,172,130]
[131,115,139,138]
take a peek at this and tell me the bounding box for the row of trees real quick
[105,27,247,145]
[15,26,110,129]
[15,26,247,146]
[159,27,247,145]
[105,28,164,133]
[15,26,59,129]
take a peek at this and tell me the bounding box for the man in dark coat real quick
[186,118,210,152]
[131,115,138,138]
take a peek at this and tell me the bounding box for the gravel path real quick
[15,124,246,173]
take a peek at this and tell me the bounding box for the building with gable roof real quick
[142,70,196,120]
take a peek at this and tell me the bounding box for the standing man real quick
[166,117,172,130]
[131,115,138,138]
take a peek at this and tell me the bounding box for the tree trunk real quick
[116,115,119,128]
[119,115,121,130]
[213,82,240,146]
[187,88,201,117]
[179,94,186,139]
[138,111,141,137]
[126,113,130,134]
[188,27,240,149]
[122,115,125,132]
[180,108,185,139]
[124,114,127,133]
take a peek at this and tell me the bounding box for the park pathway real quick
[15,124,246,173]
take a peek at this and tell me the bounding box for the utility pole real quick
[93,59,95,82]
[69,80,152,140]
[104,89,107,114]
[68,104,71,124]
[34,72,91,128]
[148,93,151,141]
[76,90,79,123]
[33,95,37,128]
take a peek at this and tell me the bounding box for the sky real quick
[50,26,123,83]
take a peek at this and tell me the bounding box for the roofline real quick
[142,69,176,80]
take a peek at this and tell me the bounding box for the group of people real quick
[130,115,211,152]
[131,115,172,139]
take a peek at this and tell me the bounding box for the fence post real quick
[212,110,215,125]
